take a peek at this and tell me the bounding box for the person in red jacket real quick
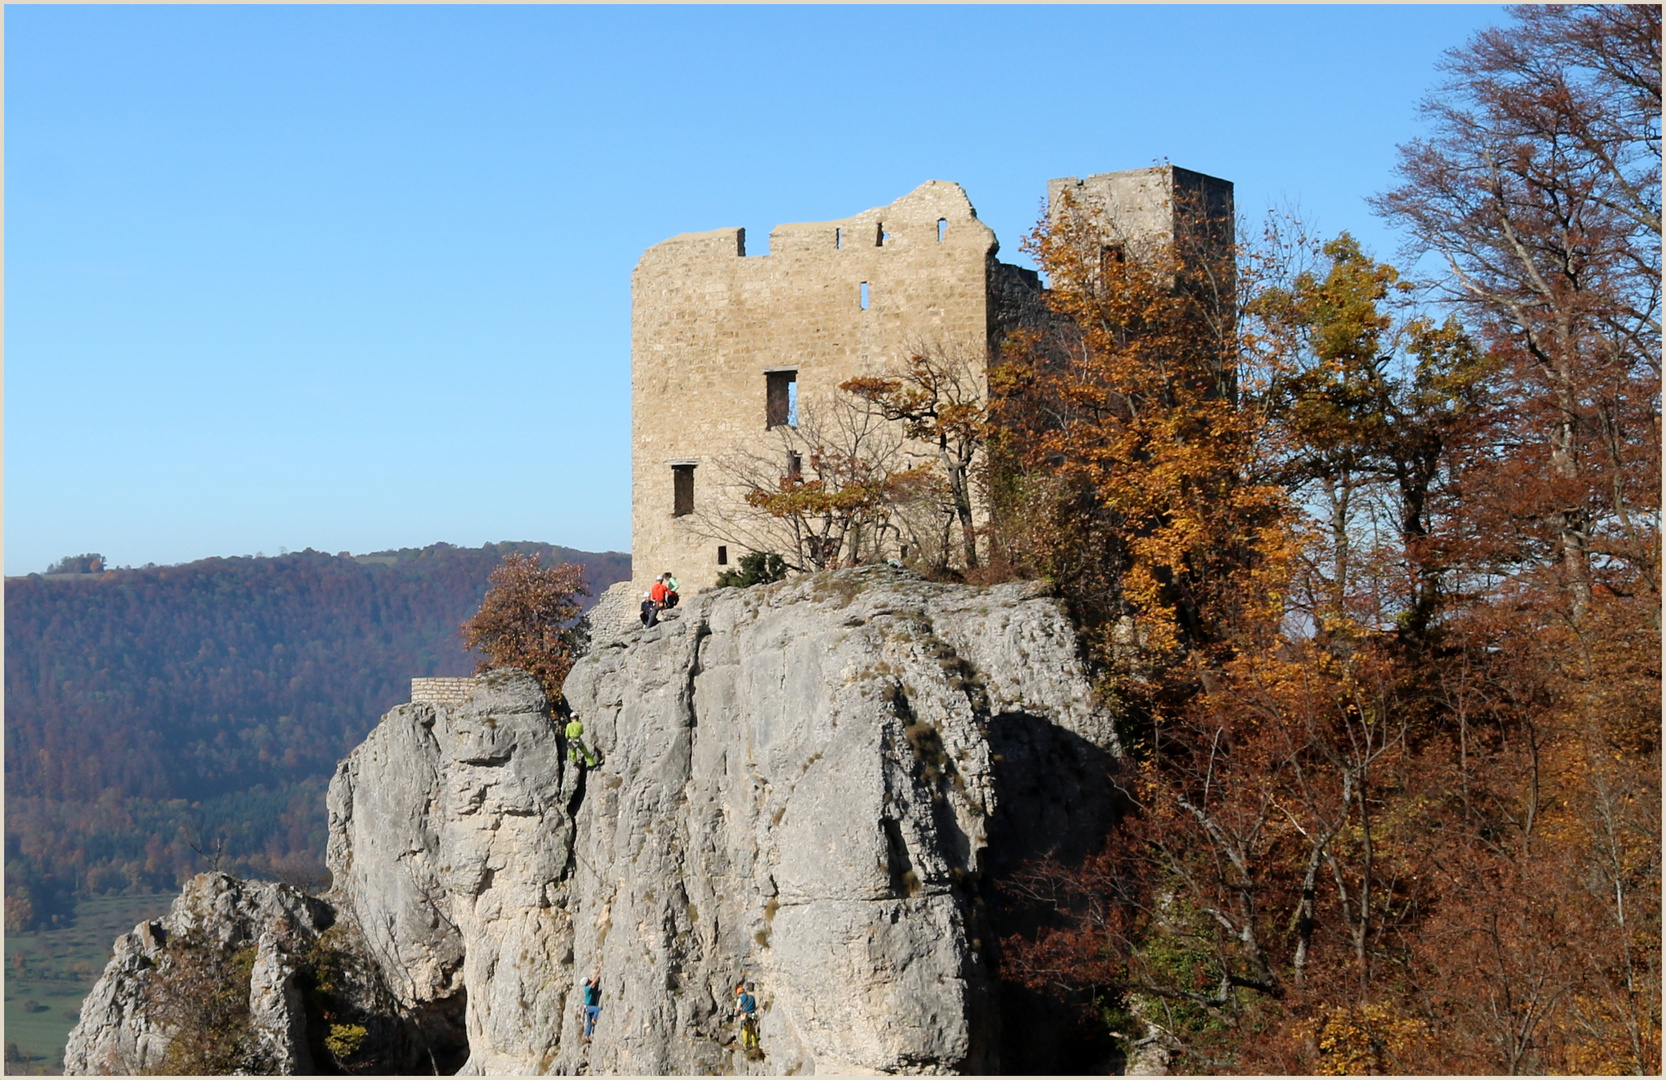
[651,572,680,610]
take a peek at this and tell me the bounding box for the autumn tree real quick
[142,933,260,1075]
[1371,7,1661,1071]
[1374,2,1660,620]
[990,182,1288,671]
[1250,230,1491,644]
[459,553,588,707]
[699,392,938,573]
[841,342,990,571]
[44,553,105,575]
[994,9,1659,1074]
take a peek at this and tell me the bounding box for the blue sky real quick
[6,4,1507,574]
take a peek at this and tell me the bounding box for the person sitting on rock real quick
[734,982,759,1051]
[582,975,602,1039]
[662,572,680,609]
[640,592,659,628]
[649,576,671,612]
[564,715,598,768]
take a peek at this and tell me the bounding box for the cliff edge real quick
[66,567,1125,1075]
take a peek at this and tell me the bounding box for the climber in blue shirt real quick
[734,982,759,1050]
[582,975,602,1039]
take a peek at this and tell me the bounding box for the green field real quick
[4,893,174,1074]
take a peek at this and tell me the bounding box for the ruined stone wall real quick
[630,167,1233,596]
[631,181,1001,593]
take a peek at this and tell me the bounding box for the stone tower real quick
[630,165,1232,595]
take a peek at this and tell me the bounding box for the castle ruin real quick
[630,165,1232,594]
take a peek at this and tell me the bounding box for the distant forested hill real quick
[4,542,628,930]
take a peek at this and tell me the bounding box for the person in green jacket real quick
[565,715,598,768]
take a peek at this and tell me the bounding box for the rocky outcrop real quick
[64,873,332,1075]
[325,666,572,1075]
[67,567,1125,1075]
[584,578,646,643]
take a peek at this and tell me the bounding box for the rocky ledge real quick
[66,566,1126,1075]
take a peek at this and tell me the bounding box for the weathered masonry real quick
[631,165,1233,594]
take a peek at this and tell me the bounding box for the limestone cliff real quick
[66,567,1125,1075]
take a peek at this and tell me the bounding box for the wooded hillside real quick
[4,542,628,930]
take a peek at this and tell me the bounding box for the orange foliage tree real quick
[459,553,588,707]
[840,343,990,572]
[989,11,1658,1069]
[701,393,939,572]
[989,183,1289,673]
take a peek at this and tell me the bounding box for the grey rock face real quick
[67,567,1124,1075]
[325,566,1120,1074]
[586,578,648,645]
[64,873,330,1075]
[557,568,1122,1076]
[325,666,574,1075]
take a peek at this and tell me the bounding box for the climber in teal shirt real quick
[582,975,602,1038]
[734,982,759,1050]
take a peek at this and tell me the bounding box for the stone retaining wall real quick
[411,677,481,705]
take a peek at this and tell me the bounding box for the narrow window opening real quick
[767,370,798,428]
[900,545,909,560]
[717,545,728,566]
[876,223,885,246]
[672,464,695,517]
[860,282,870,310]
[937,218,947,242]
[1100,244,1125,280]
[835,227,842,250]
[787,451,802,479]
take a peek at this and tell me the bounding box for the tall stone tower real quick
[629,166,1232,595]
[1046,165,1234,260]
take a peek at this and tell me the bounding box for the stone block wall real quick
[630,180,1003,593]
[1047,164,1235,262]
[411,677,481,705]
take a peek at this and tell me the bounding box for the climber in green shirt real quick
[564,715,598,768]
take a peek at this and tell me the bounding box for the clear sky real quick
[7,4,1508,575]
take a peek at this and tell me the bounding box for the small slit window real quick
[717,545,728,566]
[787,451,802,479]
[767,370,798,428]
[876,223,886,246]
[860,281,870,310]
[835,227,842,250]
[672,464,695,517]
[937,218,947,241]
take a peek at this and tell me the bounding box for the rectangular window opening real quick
[875,222,885,246]
[1100,244,1125,279]
[859,281,870,310]
[900,545,909,560]
[787,451,802,479]
[767,370,798,428]
[835,227,842,250]
[672,464,695,517]
[937,218,947,242]
[717,545,728,566]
